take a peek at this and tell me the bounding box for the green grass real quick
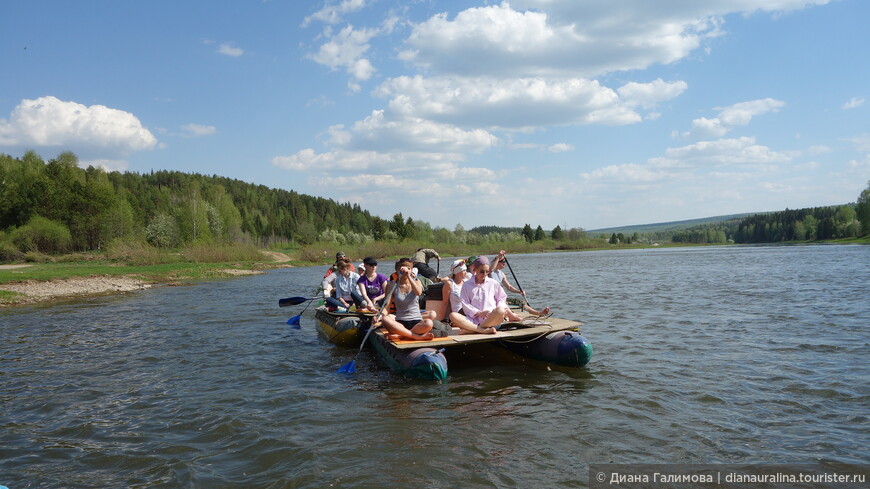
[0,260,274,285]
[2,236,865,288]
[0,289,24,300]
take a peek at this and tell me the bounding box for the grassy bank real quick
[0,241,281,286]
[3,237,866,288]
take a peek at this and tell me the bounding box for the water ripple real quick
[2,245,869,487]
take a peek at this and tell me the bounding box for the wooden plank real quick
[383,314,583,350]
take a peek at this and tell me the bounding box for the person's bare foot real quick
[536,307,551,317]
[411,332,435,340]
[477,325,497,334]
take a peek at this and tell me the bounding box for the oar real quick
[502,256,534,309]
[278,296,312,307]
[337,280,397,374]
[286,296,320,329]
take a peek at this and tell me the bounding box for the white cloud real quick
[847,154,870,170]
[548,143,574,153]
[82,158,129,172]
[656,137,791,167]
[617,79,689,109]
[684,98,785,139]
[846,133,870,152]
[181,123,217,137]
[375,75,685,129]
[0,96,157,154]
[582,162,675,184]
[583,136,790,187]
[309,24,378,81]
[807,145,831,154]
[303,0,367,27]
[399,1,819,79]
[403,2,687,78]
[843,97,865,110]
[287,0,835,227]
[717,98,785,126]
[338,110,499,153]
[217,42,244,57]
[272,148,461,174]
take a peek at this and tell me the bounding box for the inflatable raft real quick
[313,307,370,348]
[363,282,592,380]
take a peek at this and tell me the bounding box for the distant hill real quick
[589,213,760,236]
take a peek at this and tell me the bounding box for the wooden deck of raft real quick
[379,312,583,350]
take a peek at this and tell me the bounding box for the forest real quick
[1,151,868,260]
[0,151,385,257]
[665,197,869,244]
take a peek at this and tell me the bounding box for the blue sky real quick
[2,0,868,230]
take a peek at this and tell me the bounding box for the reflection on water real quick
[1,245,868,488]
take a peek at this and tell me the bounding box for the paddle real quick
[278,296,312,307]
[286,296,320,329]
[337,278,398,374]
[502,256,534,309]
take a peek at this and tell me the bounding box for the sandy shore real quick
[0,249,293,306]
[0,276,153,305]
[0,268,265,306]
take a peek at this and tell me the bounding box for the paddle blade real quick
[278,297,308,307]
[286,315,301,328]
[337,360,356,374]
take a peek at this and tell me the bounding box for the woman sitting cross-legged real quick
[376,258,438,341]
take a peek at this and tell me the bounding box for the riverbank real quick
[2,239,864,307]
[0,250,291,307]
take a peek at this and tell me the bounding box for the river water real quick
[1,245,868,488]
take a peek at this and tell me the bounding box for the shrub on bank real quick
[9,216,72,254]
[181,242,263,263]
[23,251,52,263]
[0,241,24,262]
[106,238,172,265]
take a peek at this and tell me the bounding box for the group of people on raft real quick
[321,248,551,341]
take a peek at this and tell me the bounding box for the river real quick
[1,245,868,488]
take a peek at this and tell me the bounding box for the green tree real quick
[566,227,586,241]
[802,215,818,240]
[403,216,417,240]
[390,213,406,240]
[534,225,545,241]
[521,224,534,243]
[9,215,72,253]
[551,225,564,240]
[145,213,180,248]
[857,180,870,236]
[371,217,387,241]
[433,227,452,243]
[833,205,858,238]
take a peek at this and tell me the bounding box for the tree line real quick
[0,151,389,256]
[2,151,867,259]
[665,182,870,244]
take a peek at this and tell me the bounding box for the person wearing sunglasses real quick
[356,256,387,311]
[379,258,439,340]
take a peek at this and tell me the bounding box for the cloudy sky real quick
[1,0,868,230]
